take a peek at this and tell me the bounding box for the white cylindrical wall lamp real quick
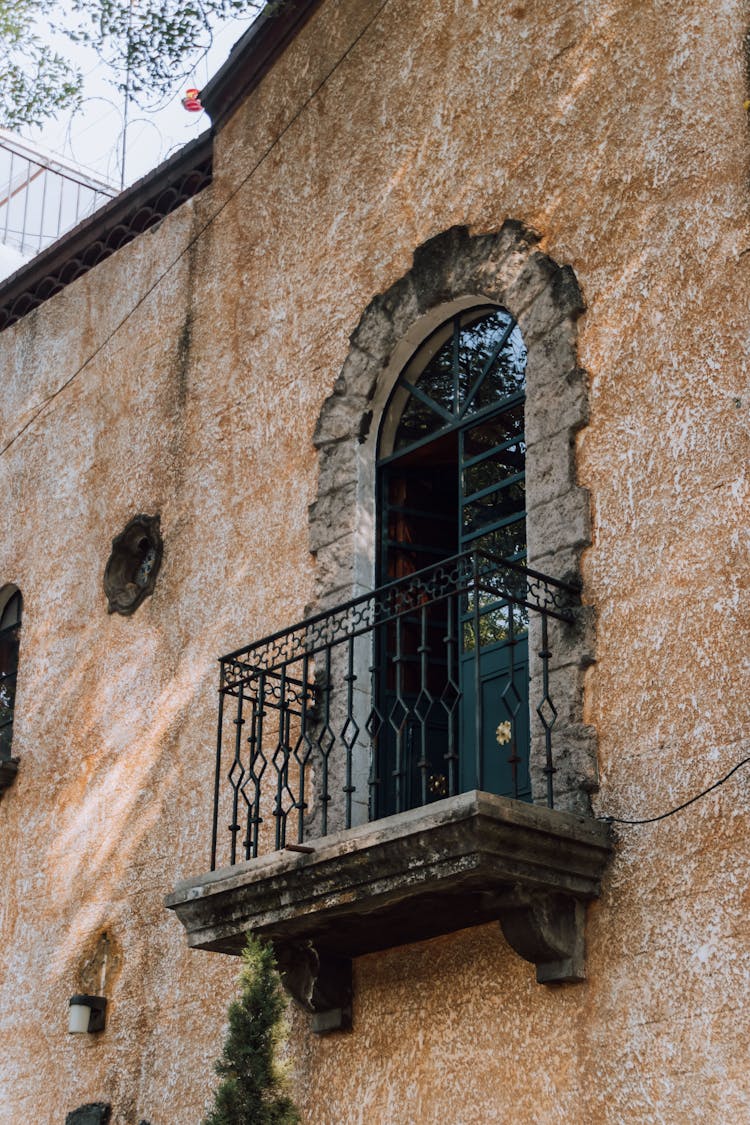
[68,994,107,1034]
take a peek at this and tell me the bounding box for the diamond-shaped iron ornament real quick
[365,707,383,739]
[439,680,461,714]
[414,689,434,722]
[228,759,245,790]
[247,750,267,784]
[341,717,360,749]
[272,745,289,774]
[293,732,313,765]
[537,694,558,730]
[501,677,523,716]
[388,698,409,733]
[316,725,336,757]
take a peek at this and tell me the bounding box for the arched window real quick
[0,587,22,787]
[374,307,530,814]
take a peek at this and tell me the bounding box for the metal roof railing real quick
[0,130,118,265]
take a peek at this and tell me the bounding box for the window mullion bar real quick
[452,315,460,413]
[399,376,454,422]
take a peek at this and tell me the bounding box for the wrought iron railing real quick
[210,550,578,869]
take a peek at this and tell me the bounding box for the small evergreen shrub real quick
[204,935,300,1125]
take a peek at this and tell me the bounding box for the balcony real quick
[167,551,612,1030]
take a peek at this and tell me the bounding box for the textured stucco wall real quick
[0,0,749,1121]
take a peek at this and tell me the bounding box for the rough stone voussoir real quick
[312,393,368,446]
[525,323,578,388]
[350,301,397,364]
[503,251,561,320]
[411,226,469,290]
[341,345,383,401]
[526,380,589,448]
[308,482,358,551]
[380,274,422,338]
[518,272,584,349]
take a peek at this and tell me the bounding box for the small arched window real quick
[0,588,22,772]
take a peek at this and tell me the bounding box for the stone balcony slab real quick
[167,791,612,1028]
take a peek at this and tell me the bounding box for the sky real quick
[20,5,262,189]
[0,4,263,279]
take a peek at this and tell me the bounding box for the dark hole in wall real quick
[103,514,163,616]
[65,1104,111,1125]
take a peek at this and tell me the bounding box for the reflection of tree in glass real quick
[0,681,12,721]
[394,310,526,453]
[464,481,525,533]
[457,312,526,414]
[0,619,20,761]
[463,601,529,652]
[0,680,14,759]
[474,522,526,563]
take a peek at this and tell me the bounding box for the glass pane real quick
[0,626,19,760]
[511,602,529,638]
[466,319,526,414]
[479,566,527,604]
[472,518,527,560]
[394,393,447,450]
[0,593,21,631]
[463,446,525,496]
[463,604,521,651]
[416,343,457,415]
[389,511,455,549]
[463,480,525,534]
[462,409,524,459]
[453,310,519,409]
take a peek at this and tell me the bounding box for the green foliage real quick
[0,0,268,131]
[204,935,300,1125]
[67,0,264,104]
[0,0,81,130]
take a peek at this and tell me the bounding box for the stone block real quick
[315,437,357,497]
[527,487,591,559]
[526,370,588,451]
[66,1106,111,1125]
[503,251,562,320]
[313,533,356,594]
[350,300,396,364]
[308,481,357,551]
[518,264,584,346]
[312,391,367,446]
[526,427,578,508]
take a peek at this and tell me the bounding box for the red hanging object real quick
[182,88,203,113]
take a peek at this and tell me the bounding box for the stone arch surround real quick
[310,222,598,813]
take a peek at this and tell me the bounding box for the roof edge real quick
[200,0,324,132]
[0,132,212,332]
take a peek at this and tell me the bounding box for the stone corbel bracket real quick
[487,887,586,983]
[276,942,352,1034]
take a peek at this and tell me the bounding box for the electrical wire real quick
[0,0,393,462]
[600,754,750,825]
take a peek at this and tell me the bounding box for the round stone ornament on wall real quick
[103,514,163,616]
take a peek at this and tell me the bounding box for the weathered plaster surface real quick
[0,0,749,1120]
